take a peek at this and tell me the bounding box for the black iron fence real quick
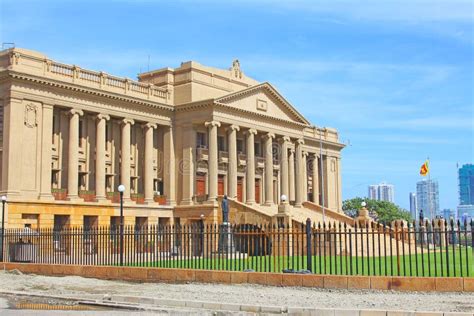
[1,219,472,277]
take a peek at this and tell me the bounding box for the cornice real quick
[5,70,174,113]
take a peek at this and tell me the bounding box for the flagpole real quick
[427,157,432,220]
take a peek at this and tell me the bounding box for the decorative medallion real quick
[256,99,267,112]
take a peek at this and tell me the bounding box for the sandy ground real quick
[0,270,473,313]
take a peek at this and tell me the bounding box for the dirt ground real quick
[0,270,473,313]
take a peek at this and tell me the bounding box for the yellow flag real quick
[420,160,429,176]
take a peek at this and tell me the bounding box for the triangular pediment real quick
[215,83,310,125]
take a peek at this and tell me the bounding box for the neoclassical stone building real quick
[0,48,344,230]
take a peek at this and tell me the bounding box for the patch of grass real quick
[127,247,473,277]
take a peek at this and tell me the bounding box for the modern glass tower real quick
[416,179,439,220]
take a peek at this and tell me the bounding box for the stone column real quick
[279,136,290,204]
[288,148,295,202]
[302,151,308,202]
[144,123,157,203]
[227,125,239,199]
[39,103,54,200]
[312,154,320,204]
[264,133,275,206]
[120,118,134,201]
[163,125,176,205]
[245,129,257,204]
[67,109,83,201]
[205,121,221,203]
[181,124,195,206]
[95,114,110,201]
[294,139,304,207]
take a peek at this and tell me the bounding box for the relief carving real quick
[24,103,38,128]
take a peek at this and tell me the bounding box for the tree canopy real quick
[342,197,412,223]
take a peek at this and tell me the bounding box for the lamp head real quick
[1,196,6,202]
[117,184,126,193]
[361,201,367,207]
[280,194,287,202]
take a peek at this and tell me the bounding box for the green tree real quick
[342,197,412,224]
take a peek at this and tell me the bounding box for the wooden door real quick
[237,177,243,202]
[218,175,225,196]
[196,174,206,196]
[255,179,261,204]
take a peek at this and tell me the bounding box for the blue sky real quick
[1,0,473,210]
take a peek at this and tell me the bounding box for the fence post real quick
[306,218,312,272]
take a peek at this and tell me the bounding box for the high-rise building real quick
[457,164,474,222]
[367,182,394,203]
[368,185,378,200]
[416,179,440,220]
[409,192,417,219]
[458,164,474,205]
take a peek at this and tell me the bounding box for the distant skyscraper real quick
[368,182,395,203]
[416,179,440,220]
[458,164,474,205]
[457,164,474,221]
[368,185,378,200]
[409,192,417,219]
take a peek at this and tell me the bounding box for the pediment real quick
[215,83,310,125]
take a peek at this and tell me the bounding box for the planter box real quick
[52,189,67,201]
[131,194,145,204]
[79,190,96,202]
[154,195,167,205]
[106,192,120,203]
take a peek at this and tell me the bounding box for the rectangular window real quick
[255,142,261,157]
[196,132,206,148]
[78,120,84,147]
[217,136,225,151]
[51,170,60,189]
[237,139,244,153]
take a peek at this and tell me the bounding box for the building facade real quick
[0,48,344,229]
[416,179,439,220]
[367,182,394,203]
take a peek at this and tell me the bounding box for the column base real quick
[38,193,55,201]
[95,197,111,203]
[293,203,302,208]
[245,200,255,205]
[180,199,194,206]
[263,202,274,207]
[67,195,83,202]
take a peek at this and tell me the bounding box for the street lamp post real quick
[117,184,125,266]
[1,196,7,262]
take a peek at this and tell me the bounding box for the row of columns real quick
[204,121,323,207]
[39,106,173,204]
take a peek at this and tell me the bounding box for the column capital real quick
[296,138,305,145]
[289,148,295,154]
[96,113,110,121]
[121,118,135,126]
[204,120,221,128]
[263,132,275,140]
[69,109,84,117]
[279,136,291,144]
[42,103,54,110]
[302,151,309,157]
[227,124,240,132]
[143,122,157,129]
[246,128,257,135]
[313,152,321,158]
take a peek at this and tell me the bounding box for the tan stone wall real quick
[2,263,471,292]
